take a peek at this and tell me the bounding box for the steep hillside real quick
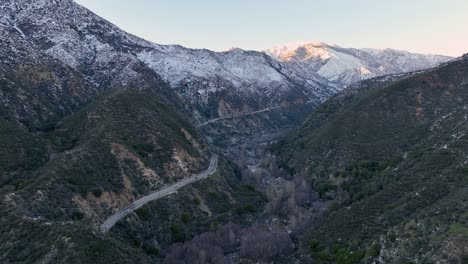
[0,0,338,127]
[265,41,452,87]
[2,0,451,147]
[1,0,464,263]
[2,0,451,134]
[0,86,267,263]
[274,55,468,263]
[0,1,301,262]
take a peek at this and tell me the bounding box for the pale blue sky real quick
[74,0,467,56]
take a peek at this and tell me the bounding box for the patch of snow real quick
[264,41,453,87]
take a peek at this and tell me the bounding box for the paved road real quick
[197,106,282,127]
[100,155,218,233]
[197,100,316,128]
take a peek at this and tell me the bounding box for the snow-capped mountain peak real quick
[266,41,330,60]
[264,41,453,86]
[0,0,454,125]
[0,0,340,124]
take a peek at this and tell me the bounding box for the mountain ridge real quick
[274,55,468,262]
[1,0,451,125]
[265,41,453,87]
[0,0,338,126]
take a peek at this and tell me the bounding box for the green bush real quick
[132,239,142,248]
[234,204,256,215]
[132,143,154,157]
[333,245,365,264]
[143,246,160,256]
[243,204,256,213]
[317,249,332,261]
[87,241,109,258]
[136,207,150,220]
[367,243,381,257]
[181,212,191,224]
[310,240,320,251]
[170,223,184,241]
[92,188,103,197]
[448,223,468,236]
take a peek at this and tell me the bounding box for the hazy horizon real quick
[74,0,467,57]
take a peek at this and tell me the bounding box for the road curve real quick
[100,155,218,233]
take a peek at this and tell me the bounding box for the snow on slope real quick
[137,47,284,89]
[265,42,453,87]
[0,0,338,115]
[0,0,452,121]
[266,41,328,60]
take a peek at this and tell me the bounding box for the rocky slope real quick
[0,1,274,262]
[1,0,450,143]
[0,0,339,127]
[1,0,450,125]
[274,54,468,263]
[0,85,268,263]
[0,0,464,263]
[265,41,453,87]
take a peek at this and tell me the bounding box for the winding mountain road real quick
[197,106,283,127]
[197,100,316,128]
[100,155,218,233]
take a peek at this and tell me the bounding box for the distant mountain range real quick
[265,41,453,86]
[0,0,336,127]
[0,0,452,126]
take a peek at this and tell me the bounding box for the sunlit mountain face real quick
[265,41,453,87]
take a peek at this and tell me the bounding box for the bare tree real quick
[240,224,293,261]
[164,223,242,264]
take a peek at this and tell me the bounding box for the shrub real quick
[88,241,108,257]
[170,224,180,235]
[367,243,381,257]
[243,204,256,213]
[132,239,142,248]
[310,240,320,251]
[317,249,332,261]
[334,245,365,264]
[136,207,150,220]
[132,143,154,157]
[170,223,184,241]
[181,212,191,224]
[92,188,103,197]
[143,246,160,256]
[448,223,468,236]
